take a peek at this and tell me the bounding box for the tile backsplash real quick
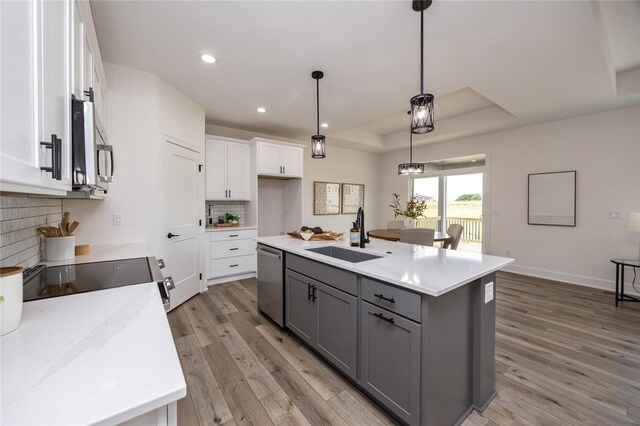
[206,201,245,226]
[0,195,63,268]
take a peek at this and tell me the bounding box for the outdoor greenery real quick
[455,193,482,201]
[389,193,429,219]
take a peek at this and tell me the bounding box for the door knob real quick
[167,232,180,239]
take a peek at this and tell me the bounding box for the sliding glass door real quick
[413,172,484,253]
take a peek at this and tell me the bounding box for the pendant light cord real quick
[420,9,424,95]
[316,78,320,135]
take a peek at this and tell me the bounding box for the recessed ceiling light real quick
[321,123,329,128]
[257,107,267,113]
[200,54,216,64]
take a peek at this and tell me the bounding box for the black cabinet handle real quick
[229,248,239,251]
[373,312,395,324]
[307,283,312,301]
[167,232,180,239]
[374,293,396,304]
[312,285,317,302]
[40,134,56,177]
[229,234,239,238]
[230,264,238,268]
[54,136,62,180]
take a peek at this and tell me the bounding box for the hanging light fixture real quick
[398,111,425,175]
[311,70,326,159]
[410,0,434,134]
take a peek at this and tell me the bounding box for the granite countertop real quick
[257,235,513,297]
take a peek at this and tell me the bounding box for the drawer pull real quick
[230,264,239,268]
[229,234,239,237]
[229,248,239,251]
[374,293,395,303]
[373,312,395,324]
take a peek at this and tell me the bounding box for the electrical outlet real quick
[113,213,124,225]
[485,282,494,303]
[609,210,622,220]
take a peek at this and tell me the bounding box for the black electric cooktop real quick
[23,257,153,302]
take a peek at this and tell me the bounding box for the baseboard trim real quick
[503,264,639,295]
[206,272,256,286]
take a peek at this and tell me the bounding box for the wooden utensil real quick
[61,212,70,235]
[67,221,79,235]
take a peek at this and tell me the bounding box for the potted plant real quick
[224,213,240,224]
[389,193,428,228]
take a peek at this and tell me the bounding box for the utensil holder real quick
[45,236,76,261]
[1,267,24,335]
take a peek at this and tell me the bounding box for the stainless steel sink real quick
[305,246,382,263]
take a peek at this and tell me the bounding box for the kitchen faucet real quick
[356,207,370,248]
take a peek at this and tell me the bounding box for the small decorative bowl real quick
[300,232,314,241]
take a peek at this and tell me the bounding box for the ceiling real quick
[91,0,640,153]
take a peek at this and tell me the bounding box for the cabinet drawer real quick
[210,239,256,259]
[286,254,357,296]
[362,277,421,323]
[208,228,256,242]
[209,254,256,279]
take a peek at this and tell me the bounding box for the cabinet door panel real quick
[82,32,93,93]
[360,301,421,425]
[256,142,281,175]
[226,142,249,200]
[71,1,83,98]
[280,146,302,178]
[205,139,227,200]
[316,282,358,380]
[285,270,315,346]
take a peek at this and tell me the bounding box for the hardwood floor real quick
[167,272,640,425]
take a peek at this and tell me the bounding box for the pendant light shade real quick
[410,1,434,135]
[311,70,326,159]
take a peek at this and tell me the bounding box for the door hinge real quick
[199,273,203,280]
[198,164,203,172]
[199,219,202,226]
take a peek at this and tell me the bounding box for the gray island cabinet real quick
[257,236,513,426]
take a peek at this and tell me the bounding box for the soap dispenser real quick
[350,222,360,247]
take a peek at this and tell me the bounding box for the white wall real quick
[205,124,383,234]
[64,63,205,256]
[380,104,640,289]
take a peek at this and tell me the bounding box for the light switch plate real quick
[485,282,494,303]
[113,213,124,225]
[609,210,622,220]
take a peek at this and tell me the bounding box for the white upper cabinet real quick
[205,138,250,201]
[256,140,303,178]
[0,0,107,196]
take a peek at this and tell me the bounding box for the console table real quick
[610,259,640,307]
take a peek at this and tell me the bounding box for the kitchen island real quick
[256,235,513,426]
[1,244,186,426]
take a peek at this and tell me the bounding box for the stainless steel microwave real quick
[71,94,113,193]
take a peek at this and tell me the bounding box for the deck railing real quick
[416,217,482,242]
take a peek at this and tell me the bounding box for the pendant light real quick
[410,0,434,134]
[311,70,326,159]
[398,111,425,175]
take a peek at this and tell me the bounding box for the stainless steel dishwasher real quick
[257,244,284,327]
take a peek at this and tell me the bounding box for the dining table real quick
[367,228,451,244]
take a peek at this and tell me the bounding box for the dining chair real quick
[399,228,435,246]
[443,224,464,250]
[387,220,404,230]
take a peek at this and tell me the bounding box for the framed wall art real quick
[528,170,576,227]
[341,183,365,214]
[313,181,340,215]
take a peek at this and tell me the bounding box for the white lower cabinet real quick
[207,229,257,281]
[118,401,177,426]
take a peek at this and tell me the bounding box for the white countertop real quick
[42,242,150,267]
[257,235,514,297]
[206,225,256,232]
[1,282,186,425]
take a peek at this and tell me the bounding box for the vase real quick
[1,267,23,335]
[403,218,417,228]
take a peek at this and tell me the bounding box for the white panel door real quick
[0,0,46,190]
[205,139,227,200]
[226,142,249,200]
[281,146,303,178]
[38,0,71,190]
[257,142,281,175]
[163,140,202,310]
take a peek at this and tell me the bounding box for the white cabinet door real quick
[82,32,93,93]
[281,146,303,178]
[257,142,281,175]
[71,1,83,99]
[205,139,227,200]
[37,0,72,190]
[226,142,250,200]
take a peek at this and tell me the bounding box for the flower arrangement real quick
[389,193,428,220]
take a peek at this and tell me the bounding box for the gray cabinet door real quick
[285,270,316,345]
[360,301,421,425]
[315,281,358,380]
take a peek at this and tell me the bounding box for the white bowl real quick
[300,232,314,241]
